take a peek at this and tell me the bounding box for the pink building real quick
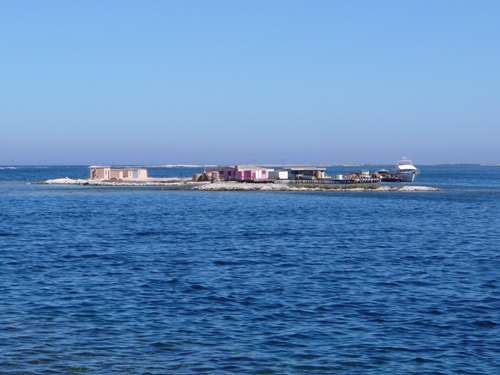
[206,165,268,182]
[90,166,148,180]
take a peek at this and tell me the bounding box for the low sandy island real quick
[42,178,439,192]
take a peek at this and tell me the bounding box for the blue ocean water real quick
[1,165,499,374]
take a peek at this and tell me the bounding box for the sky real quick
[1,0,499,165]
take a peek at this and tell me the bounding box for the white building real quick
[89,166,148,180]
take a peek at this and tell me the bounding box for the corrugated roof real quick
[284,167,326,171]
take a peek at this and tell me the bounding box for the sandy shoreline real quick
[41,178,439,192]
[42,177,192,186]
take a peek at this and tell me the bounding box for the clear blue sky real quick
[1,0,499,165]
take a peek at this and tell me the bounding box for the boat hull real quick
[396,172,416,182]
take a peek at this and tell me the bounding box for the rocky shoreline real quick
[42,178,439,192]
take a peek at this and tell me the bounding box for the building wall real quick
[235,168,268,181]
[205,166,268,181]
[269,170,289,180]
[205,167,237,181]
[110,169,124,179]
[89,167,148,180]
[121,169,148,179]
[90,167,110,179]
[285,168,326,180]
[135,169,148,179]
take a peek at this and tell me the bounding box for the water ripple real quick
[1,169,500,373]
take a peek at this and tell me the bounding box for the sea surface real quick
[1,165,499,374]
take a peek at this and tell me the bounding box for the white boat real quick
[394,157,418,182]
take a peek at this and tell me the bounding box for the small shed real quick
[283,167,327,180]
[90,166,148,180]
[205,165,269,182]
[268,170,289,180]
